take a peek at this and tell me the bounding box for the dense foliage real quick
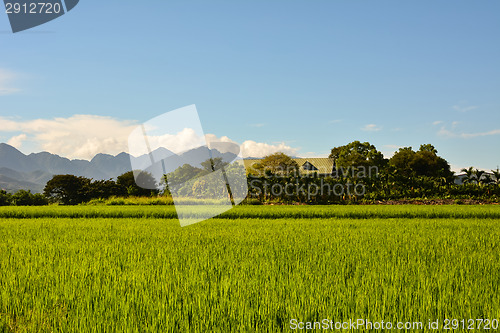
[42,172,158,205]
[2,141,499,205]
[0,189,48,206]
[116,171,158,197]
[329,140,386,170]
[251,152,299,176]
[249,143,499,204]
[388,144,453,179]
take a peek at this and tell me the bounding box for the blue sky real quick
[0,0,499,171]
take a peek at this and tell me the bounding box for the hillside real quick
[0,143,238,193]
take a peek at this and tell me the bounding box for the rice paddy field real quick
[0,205,499,332]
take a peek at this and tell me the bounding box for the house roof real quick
[237,158,335,175]
[294,158,335,175]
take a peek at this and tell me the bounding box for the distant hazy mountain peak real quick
[0,142,24,155]
[0,143,234,193]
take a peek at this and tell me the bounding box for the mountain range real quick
[0,143,239,193]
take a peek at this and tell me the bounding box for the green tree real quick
[117,171,158,196]
[252,152,299,176]
[413,145,452,178]
[32,193,49,206]
[419,144,438,154]
[12,190,48,206]
[44,175,91,205]
[86,179,127,199]
[388,147,416,178]
[0,190,12,206]
[390,144,453,179]
[329,141,386,177]
[164,164,206,186]
[200,157,227,172]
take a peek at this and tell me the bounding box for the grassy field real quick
[2,204,500,219]
[0,206,499,332]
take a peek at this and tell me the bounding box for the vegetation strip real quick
[2,205,500,220]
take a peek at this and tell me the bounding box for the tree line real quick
[245,141,500,203]
[1,140,499,206]
[0,171,159,206]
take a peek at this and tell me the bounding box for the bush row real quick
[0,190,48,206]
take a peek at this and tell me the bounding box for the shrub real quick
[11,190,48,206]
[0,190,12,206]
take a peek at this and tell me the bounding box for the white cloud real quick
[205,134,237,145]
[249,123,266,128]
[205,134,234,143]
[141,128,206,155]
[458,129,500,138]
[240,140,298,158]
[0,69,20,96]
[329,119,342,124]
[7,134,27,149]
[206,134,297,157]
[0,115,138,159]
[384,144,402,150]
[438,125,500,139]
[432,121,443,126]
[0,115,300,160]
[453,104,478,113]
[361,124,382,132]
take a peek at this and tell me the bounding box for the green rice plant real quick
[104,196,175,206]
[3,204,500,220]
[0,216,499,332]
[106,197,126,205]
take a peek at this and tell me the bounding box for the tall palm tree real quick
[482,174,493,185]
[475,169,486,185]
[460,167,476,184]
[491,167,500,185]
